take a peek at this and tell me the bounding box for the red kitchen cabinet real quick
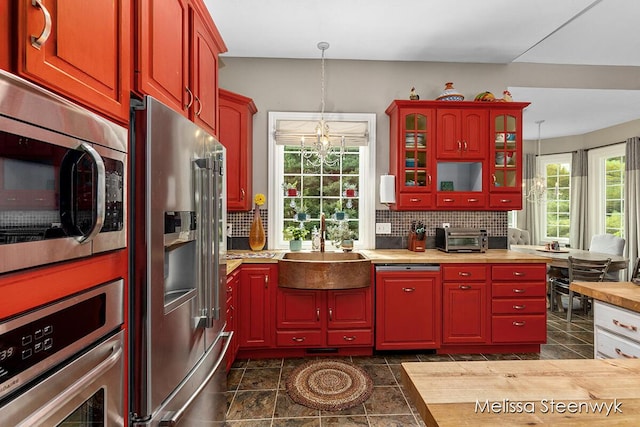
[275,287,373,348]
[15,0,131,123]
[436,109,487,159]
[136,0,226,136]
[491,264,547,344]
[375,267,441,350]
[238,264,276,349]
[225,268,240,371]
[219,89,257,211]
[442,265,489,344]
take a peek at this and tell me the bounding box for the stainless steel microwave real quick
[0,70,127,274]
[435,227,488,253]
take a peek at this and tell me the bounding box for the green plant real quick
[343,183,357,190]
[284,225,309,241]
[281,181,298,190]
[327,222,354,246]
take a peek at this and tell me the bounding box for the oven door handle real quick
[17,343,123,427]
[77,143,106,243]
[160,331,233,427]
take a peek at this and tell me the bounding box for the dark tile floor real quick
[225,309,594,426]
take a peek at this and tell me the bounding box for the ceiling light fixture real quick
[526,120,547,204]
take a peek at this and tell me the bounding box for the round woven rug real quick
[285,359,374,411]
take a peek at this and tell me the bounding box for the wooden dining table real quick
[510,245,628,272]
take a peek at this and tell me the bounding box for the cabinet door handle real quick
[463,141,468,151]
[316,308,320,321]
[264,275,269,288]
[513,288,525,293]
[459,285,472,290]
[292,337,306,342]
[512,321,526,327]
[240,188,246,200]
[343,335,356,341]
[513,304,526,310]
[457,141,462,151]
[443,198,454,202]
[491,174,497,184]
[612,319,638,332]
[615,348,638,359]
[328,308,333,321]
[402,287,415,292]
[458,272,471,277]
[467,198,479,203]
[513,272,526,276]
[195,96,203,116]
[428,174,432,185]
[30,0,52,49]
[185,87,194,109]
[409,198,422,203]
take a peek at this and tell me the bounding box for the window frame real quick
[538,153,572,244]
[587,143,625,238]
[267,111,376,250]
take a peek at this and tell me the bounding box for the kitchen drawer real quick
[596,327,640,359]
[595,301,640,343]
[397,192,433,209]
[436,193,486,208]
[492,282,546,298]
[276,330,324,347]
[442,265,487,281]
[327,329,373,347]
[492,265,547,281]
[491,315,546,343]
[492,298,546,315]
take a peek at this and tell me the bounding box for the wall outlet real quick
[376,223,392,234]
[442,222,450,228]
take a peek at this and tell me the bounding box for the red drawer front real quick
[492,282,546,298]
[327,329,373,347]
[492,265,547,281]
[443,265,487,281]
[398,192,433,208]
[489,193,522,210]
[276,330,324,347]
[492,315,547,343]
[436,193,486,208]
[492,298,547,315]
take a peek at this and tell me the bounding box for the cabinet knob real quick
[30,0,52,49]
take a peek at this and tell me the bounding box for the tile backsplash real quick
[228,208,507,249]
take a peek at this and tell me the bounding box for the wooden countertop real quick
[402,359,640,426]
[570,281,640,313]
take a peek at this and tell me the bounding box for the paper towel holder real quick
[379,174,396,206]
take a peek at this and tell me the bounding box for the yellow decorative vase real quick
[249,204,266,251]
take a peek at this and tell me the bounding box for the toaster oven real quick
[435,227,488,253]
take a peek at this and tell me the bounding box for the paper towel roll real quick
[379,175,396,204]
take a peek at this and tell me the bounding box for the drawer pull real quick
[343,335,356,341]
[500,199,512,203]
[443,198,454,202]
[458,272,471,277]
[292,337,305,342]
[459,285,472,290]
[513,288,526,293]
[409,198,422,202]
[467,198,479,203]
[513,304,526,310]
[615,348,638,359]
[513,271,526,276]
[612,319,638,332]
[512,321,526,327]
[402,287,415,292]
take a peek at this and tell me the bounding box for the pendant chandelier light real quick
[301,41,343,167]
[526,120,547,203]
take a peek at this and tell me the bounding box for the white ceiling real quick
[205,0,640,140]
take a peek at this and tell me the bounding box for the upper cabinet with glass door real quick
[386,101,436,210]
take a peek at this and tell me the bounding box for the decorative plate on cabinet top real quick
[436,82,464,101]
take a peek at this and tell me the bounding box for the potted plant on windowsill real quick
[327,222,355,252]
[333,200,346,221]
[282,181,298,197]
[294,204,308,222]
[284,225,309,251]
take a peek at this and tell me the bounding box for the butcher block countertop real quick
[402,359,640,426]
[570,281,640,313]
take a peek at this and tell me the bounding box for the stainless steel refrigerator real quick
[129,96,230,426]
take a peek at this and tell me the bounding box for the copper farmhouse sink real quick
[278,252,371,289]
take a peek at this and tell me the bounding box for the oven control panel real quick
[0,279,123,400]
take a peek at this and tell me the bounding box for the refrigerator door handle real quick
[194,157,214,328]
[159,332,233,427]
[210,153,224,320]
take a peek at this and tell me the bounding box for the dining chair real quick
[507,228,530,248]
[549,256,611,322]
[632,257,640,283]
[589,234,625,280]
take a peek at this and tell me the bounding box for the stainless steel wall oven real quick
[0,70,127,274]
[0,279,125,425]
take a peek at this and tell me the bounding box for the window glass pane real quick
[605,155,625,237]
[542,158,571,241]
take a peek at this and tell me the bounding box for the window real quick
[539,154,571,243]
[268,112,376,250]
[588,144,625,238]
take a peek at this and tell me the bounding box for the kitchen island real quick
[401,358,640,426]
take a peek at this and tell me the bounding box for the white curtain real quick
[569,150,589,249]
[521,153,542,244]
[624,137,640,280]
